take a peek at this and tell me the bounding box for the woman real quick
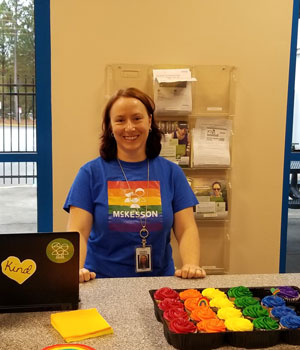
[64,87,206,282]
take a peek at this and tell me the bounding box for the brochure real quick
[159,120,190,167]
[191,176,228,219]
[191,117,232,167]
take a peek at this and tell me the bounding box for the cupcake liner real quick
[281,328,300,345]
[163,322,226,350]
[227,329,281,348]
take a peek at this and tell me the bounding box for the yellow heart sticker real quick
[1,256,37,284]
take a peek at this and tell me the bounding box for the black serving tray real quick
[149,286,300,350]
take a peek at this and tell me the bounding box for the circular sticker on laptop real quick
[41,345,96,350]
[46,238,74,264]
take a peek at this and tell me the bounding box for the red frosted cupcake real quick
[169,318,197,334]
[158,298,184,311]
[154,287,179,302]
[163,307,189,322]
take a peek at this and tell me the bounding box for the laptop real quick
[0,231,79,313]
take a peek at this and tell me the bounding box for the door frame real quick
[280,0,300,272]
[0,0,53,232]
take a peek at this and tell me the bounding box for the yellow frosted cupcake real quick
[209,297,234,310]
[217,307,243,320]
[225,317,253,332]
[202,288,226,300]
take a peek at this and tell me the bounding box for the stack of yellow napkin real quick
[51,308,113,343]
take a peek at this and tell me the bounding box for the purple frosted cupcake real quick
[280,315,300,329]
[270,306,297,320]
[261,295,285,311]
[276,287,300,302]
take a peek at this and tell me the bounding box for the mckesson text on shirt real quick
[112,210,159,218]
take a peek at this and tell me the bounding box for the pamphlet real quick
[159,120,190,167]
[191,176,228,219]
[191,117,232,167]
[153,68,196,116]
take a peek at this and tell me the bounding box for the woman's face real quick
[212,184,222,197]
[110,97,152,162]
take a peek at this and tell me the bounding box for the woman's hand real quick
[175,264,206,279]
[79,268,96,283]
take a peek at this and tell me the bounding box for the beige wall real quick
[50,0,293,273]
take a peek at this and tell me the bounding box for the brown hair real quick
[100,87,162,160]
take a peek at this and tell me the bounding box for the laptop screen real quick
[0,232,79,313]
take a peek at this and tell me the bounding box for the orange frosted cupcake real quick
[179,289,202,301]
[197,318,226,333]
[190,305,217,322]
[184,296,210,313]
[184,297,201,313]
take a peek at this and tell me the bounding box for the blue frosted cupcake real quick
[261,295,285,311]
[280,315,300,329]
[270,306,297,320]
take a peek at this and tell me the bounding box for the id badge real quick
[135,246,152,272]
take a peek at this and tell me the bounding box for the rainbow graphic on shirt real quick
[108,181,163,232]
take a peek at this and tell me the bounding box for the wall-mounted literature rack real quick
[105,64,237,274]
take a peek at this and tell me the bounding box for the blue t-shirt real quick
[64,156,198,278]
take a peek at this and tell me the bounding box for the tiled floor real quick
[0,185,37,233]
[0,185,300,272]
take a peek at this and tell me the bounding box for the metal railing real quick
[0,76,36,185]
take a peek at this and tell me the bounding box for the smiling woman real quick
[64,87,206,282]
[100,88,162,162]
[110,97,152,162]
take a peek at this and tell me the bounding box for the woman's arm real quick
[173,207,206,279]
[67,205,96,283]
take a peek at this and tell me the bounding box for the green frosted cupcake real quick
[227,286,252,300]
[242,305,269,320]
[234,296,259,309]
[252,316,279,330]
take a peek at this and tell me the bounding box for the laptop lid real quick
[0,232,79,313]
